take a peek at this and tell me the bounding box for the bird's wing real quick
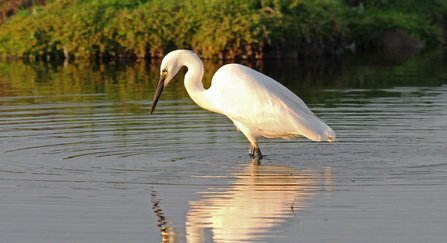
[209,64,334,141]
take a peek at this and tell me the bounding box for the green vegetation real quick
[345,0,447,46]
[0,0,446,60]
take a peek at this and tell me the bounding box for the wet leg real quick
[233,120,263,159]
[249,145,255,158]
[255,147,263,159]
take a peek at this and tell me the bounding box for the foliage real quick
[0,0,47,25]
[0,0,446,60]
[344,0,447,46]
[261,0,347,47]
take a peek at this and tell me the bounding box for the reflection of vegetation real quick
[0,60,159,102]
[0,0,445,60]
[1,48,447,106]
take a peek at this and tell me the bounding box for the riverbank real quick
[0,0,446,60]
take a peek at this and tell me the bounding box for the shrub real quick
[0,0,445,60]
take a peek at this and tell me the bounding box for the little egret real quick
[150,50,335,159]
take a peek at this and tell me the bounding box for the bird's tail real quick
[325,127,336,142]
[288,115,336,142]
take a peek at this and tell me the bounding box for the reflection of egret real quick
[150,50,336,159]
[151,188,180,243]
[185,164,334,242]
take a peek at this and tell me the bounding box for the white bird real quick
[150,50,335,159]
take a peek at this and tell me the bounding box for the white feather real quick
[152,50,336,158]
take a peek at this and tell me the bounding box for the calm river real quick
[1,48,447,242]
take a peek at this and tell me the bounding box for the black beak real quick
[150,75,166,114]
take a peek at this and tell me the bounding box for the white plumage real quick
[150,50,335,159]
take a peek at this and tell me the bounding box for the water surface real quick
[1,48,447,242]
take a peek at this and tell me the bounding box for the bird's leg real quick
[255,147,263,159]
[249,145,263,159]
[233,121,262,159]
[249,145,255,158]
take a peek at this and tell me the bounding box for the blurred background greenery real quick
[0,0,446,60]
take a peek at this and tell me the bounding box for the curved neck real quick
[182,54,219,113]
[183,55,205,96]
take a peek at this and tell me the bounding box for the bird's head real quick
[150,50,190,114]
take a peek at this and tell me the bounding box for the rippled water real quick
[1,48,447,242]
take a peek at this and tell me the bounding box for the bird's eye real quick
[162,68,168,74]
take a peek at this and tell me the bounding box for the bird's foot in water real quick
[249,146,263,159]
